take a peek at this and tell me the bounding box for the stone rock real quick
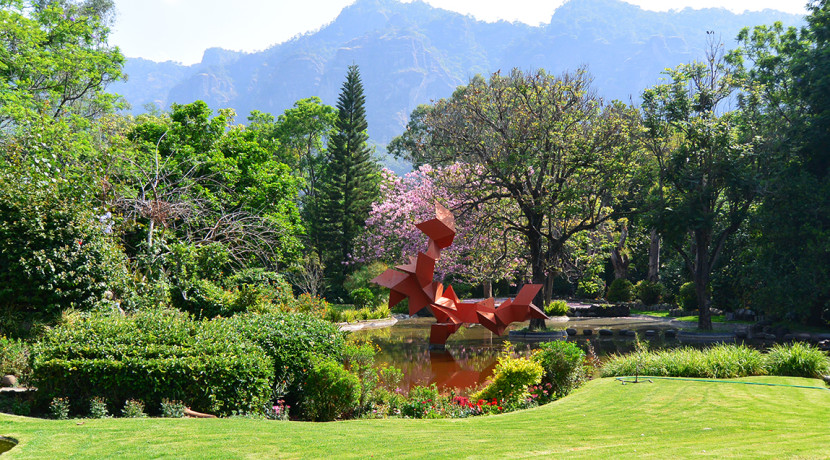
[1,375,17,388]
[582,329,593,336]
[783,334,795,341]
[645,330,657,337]
[822,375,830,385]
[664,330,677,339]
[598,329,613,336]
[566,328,577,336]
[625,330,637,337]
[735,328,748,339]
[618,329,630,336]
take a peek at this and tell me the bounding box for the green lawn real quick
[631,309,728,323]
[2,376,829,459]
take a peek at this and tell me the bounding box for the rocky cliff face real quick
[110,0,803,145]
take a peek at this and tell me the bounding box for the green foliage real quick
[544,300,569,316]
[400,384,442,418]
[634,280,664,306]
[343,262,389,303]
[601,344,765,379]
[730,8,830,326]
[160,399,186,418]
[0,0,125,126]
[31,309,274,416]
[302,357,360,421]
[472,349,544,407]
[576,278,605,300]
[89,397,109,419]
[225,311,346,410]
[0,163,133,331]
[763,342,830,379]
[121,399,146,418]
[0,336,31,381]
[290,294,330,319]
[533,341,587,399]
[606,279,634,303]
[350,288,376,309]
[677,282,698,310]
[49,396,70,420]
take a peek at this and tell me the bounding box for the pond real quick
[350,316,695,394]
[0,437,16,454]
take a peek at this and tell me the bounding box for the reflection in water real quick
[352,317,685,394]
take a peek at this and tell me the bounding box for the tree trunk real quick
[528,228,547,331]
[647,228,661,282]
[609,224,629,279]
[482,280,492,299]
[694,230,712,331]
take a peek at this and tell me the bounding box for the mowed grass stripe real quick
[1,376,828,459]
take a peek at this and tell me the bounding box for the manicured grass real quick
[2,376,829,458]
[631,309,727,323]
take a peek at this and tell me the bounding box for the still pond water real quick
[350,316,690,393]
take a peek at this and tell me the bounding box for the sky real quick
[109,0,809,65]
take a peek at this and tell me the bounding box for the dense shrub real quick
[601,344,765,379]
[606,279,634,303]
[576,278,604,299]
[0,176,133,330]
[226,311,346,408]
[290,293,330,318]
[472,351,544,407]
[634,280,664,306]
[343,262,389,304]
[545,300,569,316]
[677,282,698,310]
[0,336,31,382]
[302,357,360,421]
[350,288,376,309]
[764,342,830,378]
[533,341,586,398]
[31,309,274,416]
[121,399,147,418]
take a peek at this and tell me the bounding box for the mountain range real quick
[110,0,803,158]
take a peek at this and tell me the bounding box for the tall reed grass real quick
[602,342,829,379]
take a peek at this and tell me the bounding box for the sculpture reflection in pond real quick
[371,202,548,347]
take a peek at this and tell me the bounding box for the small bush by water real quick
[533,341,586,399]
[601,342,828,379]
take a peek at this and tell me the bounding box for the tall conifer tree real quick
[318,65,379,299]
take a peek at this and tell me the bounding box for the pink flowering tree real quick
[353,164,525,296]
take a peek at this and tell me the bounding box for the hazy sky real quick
[110,0,809,65]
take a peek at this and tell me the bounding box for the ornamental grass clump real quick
[602,344,766,378]
[764,342,830,378]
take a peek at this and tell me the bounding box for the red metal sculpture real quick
[371,202,548,347]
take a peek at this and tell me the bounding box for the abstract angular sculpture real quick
[372,202,548,346]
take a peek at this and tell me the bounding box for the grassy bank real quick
[1,376,828,459]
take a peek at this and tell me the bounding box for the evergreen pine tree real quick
[317,65,379,300]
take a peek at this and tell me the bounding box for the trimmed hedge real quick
[31,309,273,416]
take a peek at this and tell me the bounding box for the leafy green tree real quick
[118,101,304,270]
[0,0,124,128]
[642,43,761,330]
[729,2,830,326]
[416,69,641,328]
[317,65,379,298]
